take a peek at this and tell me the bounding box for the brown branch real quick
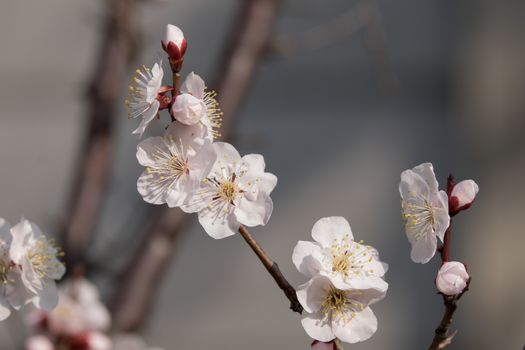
[110,0,282,332]
[238,225,303,314]
[61,0,138,268]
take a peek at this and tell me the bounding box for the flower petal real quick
[181,72,205,100]
[235,194,273,227]
[132,100,160,136]
[301,312,335,342]
[331,306,377,344]
[296,275,331,313]
[136,136,167,167]
[410,232,437,264]
[33,281,59,311]
[292,241,323,277]
[311,217,353,248]
[197,208,240,239]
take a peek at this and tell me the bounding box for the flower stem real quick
[440,221,451,263]
[238,225,303,314]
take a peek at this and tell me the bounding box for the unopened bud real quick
[436,261,469,296]
[162,24,187,60]
[449,179,479,214]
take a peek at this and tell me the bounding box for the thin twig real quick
[238,225,303,314]
[61,0,138,269]
[110,0,283,331]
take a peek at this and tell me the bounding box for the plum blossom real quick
[297,274,384,344]
[137,122,216,208]
[436,261,469,296]
[9,219,65,311]
[126,59,165,136]
[449,179,479,214]
[171,72,223,140]
[293,217,388,294]
[399,163,450,264]
[162,24,187,60]
[185,142,277,239]
[0,218,18,321]
[26,335,54,350]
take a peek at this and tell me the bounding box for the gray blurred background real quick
[1,0,524,349]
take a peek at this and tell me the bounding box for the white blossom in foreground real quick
[399,163,450,263]
[449,179,479,213]
[162,24,187,60]
[436,261,469,296]
[185,142,277,239]
[9,219,65,311]
[137,122,216,208]
[126,59,165,136]
[297,274,384,344]
[171,72,222,140]
[26,335,54,350]
[293,217,388,294]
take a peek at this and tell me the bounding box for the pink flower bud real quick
[449,179,479,213]
[312,340,337,350]
[26,335,54,350]
[436,261,469,295]
[162,24,187,59]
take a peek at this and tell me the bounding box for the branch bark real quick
[61,0,138,268]
[110,0,282,332]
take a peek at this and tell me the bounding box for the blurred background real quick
[1,0,524,349]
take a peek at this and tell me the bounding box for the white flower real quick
[293,217,388,294]
[297,274,383,344]
[126,60,164,136]
[449,179,479,213]
[25,335,54,350]
[436,261,469,296]
[185,142,277,239]
[45,278,111,336]
[137,122,216,208]
[162,24,187,59]
[171,72,222,140]
[9,219,65,311]
[399,163,450,264]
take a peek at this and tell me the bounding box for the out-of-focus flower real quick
[399,162,450,264]
[293,217,388,294]
[185,142,277,239]
[9,219,65,311]
[43,278,111,336]
[449,179,479,214]
[171,72,222,140]
[126,60,165,136]
[297,275,383,344]
[162,24,187,60]
[137,122,216,208]
[113,334,164,350]
[85,332,112,350]
[26,335,54,350]
[436,261,469,296]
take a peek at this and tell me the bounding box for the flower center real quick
[219,181,238,203]
[401,200,435,239]
[146,143,190,187]
[320,287,363,323]
[0,260,10,284]
[27,237,63,279]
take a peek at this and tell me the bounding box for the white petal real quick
[0,295,11,321]
[9,218,32,263]
[331,306,377,344]
[25,335,54,350]
[433,207,450,242]
[292,241,323,277]
[33,281,59,311]
[311,217,353,248]
[412,162,439,193]
[181,72,205,99]
[86,332,113,350]
[165,24,184,47]
[171,93,206,126]
[296,275,331,313]
[197,209,240,239]
[241,154,265,175]
[132,100,160,136]
[399,169,430,201]
[137,171,169,205]
[165,121,206,156]
[136,136,166,167]
[235,194,273,227]
[212,142,241,164]
[301,312,335,342]
[410,233,437,264]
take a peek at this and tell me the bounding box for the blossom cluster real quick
[127,24,277,239]
[0,218,65,321]
[26,277,162,350]
[293,217,388,344]
[399,162,478,295]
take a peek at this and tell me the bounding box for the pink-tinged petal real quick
[181,72,205,99]
[241,153,265,175]
[436,261,469,295]
[132,100,160,136]
[311,217,353,248]
[171,93,206,126]
[9,218,33,263]
[292,241,323,277]
[410,232,437,264]
[136,137,167,167]
[296,275,331,313]
[197,209,240,239]
[212,142,241,164]
[301,312,335,342]
[235,194,273,227]
[433,205,450,242]
[399,169,430,201]
[331,306,377,344]
[411,162,439,193]
[86,332,113,350]
[165,121,206,156]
